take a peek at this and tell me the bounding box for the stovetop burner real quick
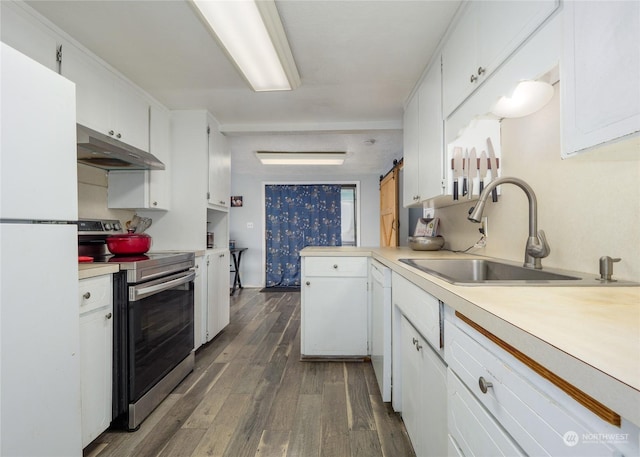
[77,218,195,283]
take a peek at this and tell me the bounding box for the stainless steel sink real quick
[399,258,636,286]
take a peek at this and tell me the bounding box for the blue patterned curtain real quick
[265,184,342,287]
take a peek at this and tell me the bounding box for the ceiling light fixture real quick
[491,80,554,118]
[256,151,346,166]
[190,0,300,92]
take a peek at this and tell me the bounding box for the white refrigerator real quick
[1,43,82,456]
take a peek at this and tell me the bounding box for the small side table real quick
[229,247,247,296]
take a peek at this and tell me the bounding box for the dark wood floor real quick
[85,288,415,457]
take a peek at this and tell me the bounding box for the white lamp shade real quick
[491,80,554,118]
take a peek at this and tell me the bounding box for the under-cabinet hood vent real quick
[76,125,165,171]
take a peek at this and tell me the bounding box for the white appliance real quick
[370,259,392,401]
[1,43,82,456]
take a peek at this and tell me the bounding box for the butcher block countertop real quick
[78,263,120,279]
[301,246,640,426]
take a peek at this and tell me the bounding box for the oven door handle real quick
[130,270,196,301]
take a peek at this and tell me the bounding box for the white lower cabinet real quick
[204,249,230,343]
[79,274,113,448]
[447,369,525,456]
[445,312,640,457]
[400,316,447,457]
[194,254,207,350]
[301,256,368,357]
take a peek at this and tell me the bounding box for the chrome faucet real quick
[468,177,550,269]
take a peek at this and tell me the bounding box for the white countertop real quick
[301,246,640,426]
[78,263,120,279]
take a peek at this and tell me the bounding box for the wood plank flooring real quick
[85,288,416,457]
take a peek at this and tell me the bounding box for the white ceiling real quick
[26,0,461,176]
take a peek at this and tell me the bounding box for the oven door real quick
[128,270,195,402]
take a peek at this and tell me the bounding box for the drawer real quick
[303,256,367,277]
[448,369,525,457]
[79,275,112,315]
[392,273,441,352]
[445,320,625,456]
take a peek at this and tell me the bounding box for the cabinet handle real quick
[415,343,422,351]
[219,254,225,258]
[219,200,225,205]
[116,133,122,139]
[153,201,158,206]
[478,376,493,394]
[412,337,418,345]
[108,130,114,136]
[333,264,338,269]
[470,74,478,83]
[105,312,112,320]
[306,281,310,286]
[413,195,420,201]
[477,66,486,76]
[83,292,91,299]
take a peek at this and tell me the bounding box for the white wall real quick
[77,164,134,223]
[435,84,640,282]
[229,173,381,287]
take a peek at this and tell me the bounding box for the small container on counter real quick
[207,232,214,248]
[229,240,236,249]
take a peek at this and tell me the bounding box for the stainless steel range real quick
[77,219,195,430]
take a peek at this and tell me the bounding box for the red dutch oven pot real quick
[106,233,152,255]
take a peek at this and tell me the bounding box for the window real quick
[341,185,357,246]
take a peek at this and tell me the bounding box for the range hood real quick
[76,125,165,170]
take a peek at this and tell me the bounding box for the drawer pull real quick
[83,292,91,299]
[478,376,493,394]
[333,264,338,269]
[306,281,310,286]
[105,313,112,320]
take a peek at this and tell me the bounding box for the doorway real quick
[263,183,358,288]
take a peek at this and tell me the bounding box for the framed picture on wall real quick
[231,196,243,207]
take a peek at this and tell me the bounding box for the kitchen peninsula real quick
[301,246,640,438]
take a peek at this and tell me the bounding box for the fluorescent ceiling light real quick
[256,151,346,165]
[191,0,300,91]
[491,80,554,118]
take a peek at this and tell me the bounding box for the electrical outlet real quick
[481,216,488,237]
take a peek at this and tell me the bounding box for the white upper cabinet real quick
[561,1,640,156]
[402,91,421,207]
[442,0,559,117]
[107,103,172,210]
[60,42,150,152]
[207,116,230,210]
[0,1,59,71]
[403,57,444,207]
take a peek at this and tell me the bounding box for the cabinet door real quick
[60,42,149,152]
[80,307,113,447]
[443,1,558,117]
[111,76,149,152]
[442,4,479,116]
[59,43,111,134]
[302,277,368,356]
[417,58,444,200]
[400,316,448,457]
[194,255,207,350]
[448,370,525,457]
[208,120,230,209]
[0,2,59,71]
[401,317,424,456]
[562,1,640,156]
[402,93,421,207]
[478,1,558,84]
[214,250,231,334]
[148,103,171,210]
[206,250,230,341]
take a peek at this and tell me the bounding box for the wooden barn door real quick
[380,163,400,247]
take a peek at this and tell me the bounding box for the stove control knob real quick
[113,222,121,231]
[104,222,112,230]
